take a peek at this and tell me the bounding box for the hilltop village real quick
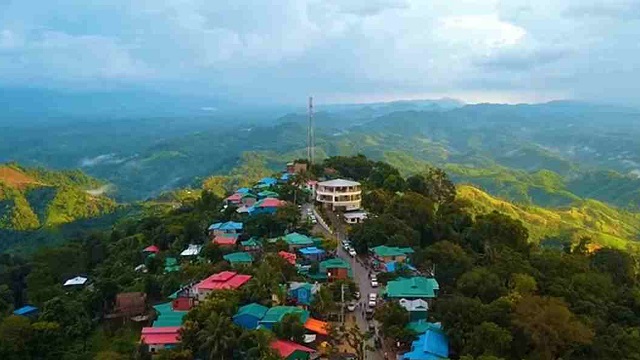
[4,155,636,360]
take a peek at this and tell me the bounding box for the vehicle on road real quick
[347,302,356,312]
[365,307,374,320]
[369,293,377,301]
[370,279,378,287]
[341,240,350,246]
[354,291,360,299]
[368,322,376,332]
[348,249,357,257]
[311,217,317,224]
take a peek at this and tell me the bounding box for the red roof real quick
[213,236,238,246]
[143,245,160,253]
[196,271,252,291]
[257,198,284,208]
[271,340,315,358]
[306,180,318,186]
[278,251,297,265]
[226,193,242,202]
[140,327,180,345]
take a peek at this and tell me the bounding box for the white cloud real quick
[0,0,638,104]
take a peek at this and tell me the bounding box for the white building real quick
[343,211,368,224]
[316,179,362,211]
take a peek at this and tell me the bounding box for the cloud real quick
[0,0,638,104]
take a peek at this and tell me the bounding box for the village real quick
[15,160,447,360]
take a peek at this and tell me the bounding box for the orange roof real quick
[304,318,328,336]
[213,236,238,246]
[278,251,297,265]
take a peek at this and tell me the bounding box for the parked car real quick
[349,249,357,257]
[370,279,379,287]
[368,322,376,332]
[365,307,374,319]
[354,291,360,299]
[347,302,356,312]
[369,293,377,301]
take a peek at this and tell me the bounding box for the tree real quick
[457,268,506,303]
[311,286,337,319]
[0,315,32,360]
[201,243,223,263]
[513,295,594,359]
[464,322,512,358]
[197,312,239,360]
[362,189,393,215]
[30,321,64,359]
[238,329,280,360]
[343,325,373,360]
[417,240,473,288]
[468,211,530,256]
[591,248,636,285]
[374,301,410,337]
[273,313,305,343]
[275,204,301,232]
[422,167,456,207]
[383,174,405,192]
[509,273,537,296]
[432,295,486,352]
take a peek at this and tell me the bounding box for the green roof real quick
[260,306,310,324]
[236,303,269,319]
[406,320,442,334]
[385,277,440,299]
[164,257,180,273]
[240,238,262,247]
[371,245,415,257]
[258,190,279,198]
[223,252,253,264]
[153,302,187,327]
[284,233,315,246]
[242,193,258,199]
[320,257,351,270]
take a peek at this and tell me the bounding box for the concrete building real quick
[316,179,362,211]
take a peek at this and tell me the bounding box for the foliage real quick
[273,313,305,343]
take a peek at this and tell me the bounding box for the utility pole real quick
[307,96,315,165]
[341,283,345,324]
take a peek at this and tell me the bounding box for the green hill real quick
[457,184,640,249]
[0,163,116,230]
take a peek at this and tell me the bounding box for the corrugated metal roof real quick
[141,327,181,345]
[223,252,253,264]
[235,303,269,319]
[386,277,439,299]
[271,339,315,358]
[318,179,360,187]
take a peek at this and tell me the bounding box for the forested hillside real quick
[0,163,116,231]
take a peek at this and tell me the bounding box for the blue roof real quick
[258,177,278,185]
[13,305,38,316]
[385,261,417,273]
[280,174,291,181]
[236,188,251,194]
[208,221,244,231]
[299,247,325,255]
[402,329,449,360]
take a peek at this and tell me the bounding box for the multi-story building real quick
[315,179,362,211]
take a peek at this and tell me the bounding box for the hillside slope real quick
[457,184,640,249]
[0,163,116,230]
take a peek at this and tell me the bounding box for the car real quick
[369,293,377,301]
[370,275,377,281]
[348,249,357,257]
[368,299,377,307]
[354,291,360,299]
[365,307,374,319]
[370,280,379,287]
[368,322,376,332]
[311,218,317,224]
[341,240,349,246]
[347,302,356,312]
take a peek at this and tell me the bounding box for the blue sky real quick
[1,0,639,105]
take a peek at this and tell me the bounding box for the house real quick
[180,244,202,257]
[371,245,414,264]
[153,302,187,327]
[270,339,315,360]
[298,247,326,262]
[169,286,197,311]
[343,211,368,224]
[223,252,253,266]
[241,193,258,207]
[164,257,180,273]
[280,173,291,182]
[316,179,362,211]
[384,261,417,273]
[385,277,440,300]
[286,161,308,174]
[284,232,315,252]
[140,327,181,353]
[406,320,442,335]
[13,305,38,318]
[112,292,147,318]
[304,317,328,336]
[288,282,320,306]
[194,271,252,301]
[279,251,297,265]
[240,237,262,252]
[208,221,243,237]
[320,258,352,281]
[256,177,278,188]
[213,234,239,248]
[248,198,284,215]
[399,298,429,321]
[63,276,88,287]
[142,245,160,254]
[401,326,449,360]
[258,306,310,330]
[257,190,280,199]
[236,187,251,194]
[233,303,269,329]
[224,192,243,206]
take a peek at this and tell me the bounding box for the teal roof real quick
[235,303,269,319]
[284,232,314,246]
[257,190,279,198]
[407,320,442,334]
[320,257,351,270]
[371,245,415,257]
[164,257,180,273]
[153,302,187,327]
[240,238,262,247]
[385,277,439,299]
[260,306,310,324]
[223,252,253,264]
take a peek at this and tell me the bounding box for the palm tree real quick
[239,329,280,360]
[197,313,238,360]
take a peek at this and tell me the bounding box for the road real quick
[302,204,385,360]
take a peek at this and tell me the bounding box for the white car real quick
[370,280,379,287]
[369,293,377,302]
[349,249,357,257]
[368,299,377,307]
[347,302,356,312]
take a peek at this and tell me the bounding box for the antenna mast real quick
[307,96,315,164]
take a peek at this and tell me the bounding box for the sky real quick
[1,0,639,105]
